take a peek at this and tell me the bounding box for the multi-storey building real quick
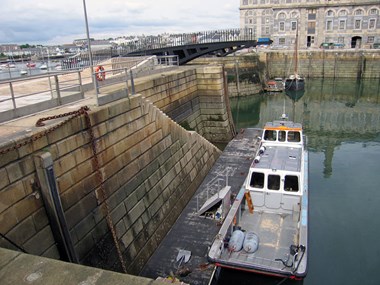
[240,0,380,49]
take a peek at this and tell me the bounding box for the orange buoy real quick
[95,65,106,81]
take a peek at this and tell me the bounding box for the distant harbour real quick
[0,61,62,80]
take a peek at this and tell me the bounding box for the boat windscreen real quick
[284,175,299,192]
[268,174,280,190]
[250,172,264,188]
[264,130,277,141]
[288,131,301,142]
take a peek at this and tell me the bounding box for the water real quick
[219,78,380,285]
[0,61,60,80]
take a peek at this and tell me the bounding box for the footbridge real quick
[113,28,272,65]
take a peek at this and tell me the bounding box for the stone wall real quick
[191,50,380,97]
[123,66,235,142]
[192,56,265,97]
[0,76,223,275]
[263,50,380,79]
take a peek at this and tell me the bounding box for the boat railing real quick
[223,252,291,272]
[195,166,235,213]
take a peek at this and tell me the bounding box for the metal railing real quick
[92,55,179,106]
[196,167,236,213]
[115,28,257,55]
[0,55,179,122]
[0,71,84,123]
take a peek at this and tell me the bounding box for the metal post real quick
[82,0,96,93]
[9,82,16,109]
[54,75,62,105]
[48,75,54,99]
[234,54,240,97]
[130,70,135,95]
[78,71,84,97]
[124,68,129,97]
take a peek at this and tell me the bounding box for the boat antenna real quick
[281,97,288,120]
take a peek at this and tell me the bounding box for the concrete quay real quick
[0,247,168,285]
[141,128,261,284]
[0,64,235,283]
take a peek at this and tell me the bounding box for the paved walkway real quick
[0,63,185,144]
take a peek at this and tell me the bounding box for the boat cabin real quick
[261,120,303,145]
[246,145,302,211]
[247,121,304,212]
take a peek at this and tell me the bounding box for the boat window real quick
[278,131,286,142]
[264,130,277,141]
[284,175,299,192]
[287,131,301,142]
[250,172,264,188]
[268,174,280,190]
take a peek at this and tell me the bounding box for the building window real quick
[354,9,363,16]
[243,0,248,5]
[291,21,297,31]
[355,19,362,30]
[339,10,348,16]
[369,19,376,30]
[339,20,346,30]
[326,10,334,17]
[265,26,270,34]
[370,8,378,15]
[368,36,374,43]
[279,38,286,45]
[291,11,298,19]
[308,9,316,20]
[308,21,316,34]
[279,21,285,31]
[278,12,286,19]
[326,20,333,31]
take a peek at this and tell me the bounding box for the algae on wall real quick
[192,55,266,97]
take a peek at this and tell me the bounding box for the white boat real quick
[20,70,28,75]
[39,63,48,70]
[208,116,308,280]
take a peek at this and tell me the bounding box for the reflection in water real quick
[224,78,380,285]
[231,78,380,178]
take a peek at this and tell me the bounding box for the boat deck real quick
[219,208,299,274]
[140,128,261,285]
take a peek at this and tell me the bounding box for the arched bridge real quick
[112,29,272,65]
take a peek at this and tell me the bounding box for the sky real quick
[1,0,241,45]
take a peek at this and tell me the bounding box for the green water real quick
[220,78,380,285]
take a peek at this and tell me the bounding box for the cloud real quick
[0,0,240,45]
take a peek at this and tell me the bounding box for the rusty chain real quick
[0,106,90,155]
[83,111,128,273]
[1,106,127,273]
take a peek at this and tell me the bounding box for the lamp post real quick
[82,0,95,85]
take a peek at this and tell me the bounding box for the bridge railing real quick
[115,28,257,55]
